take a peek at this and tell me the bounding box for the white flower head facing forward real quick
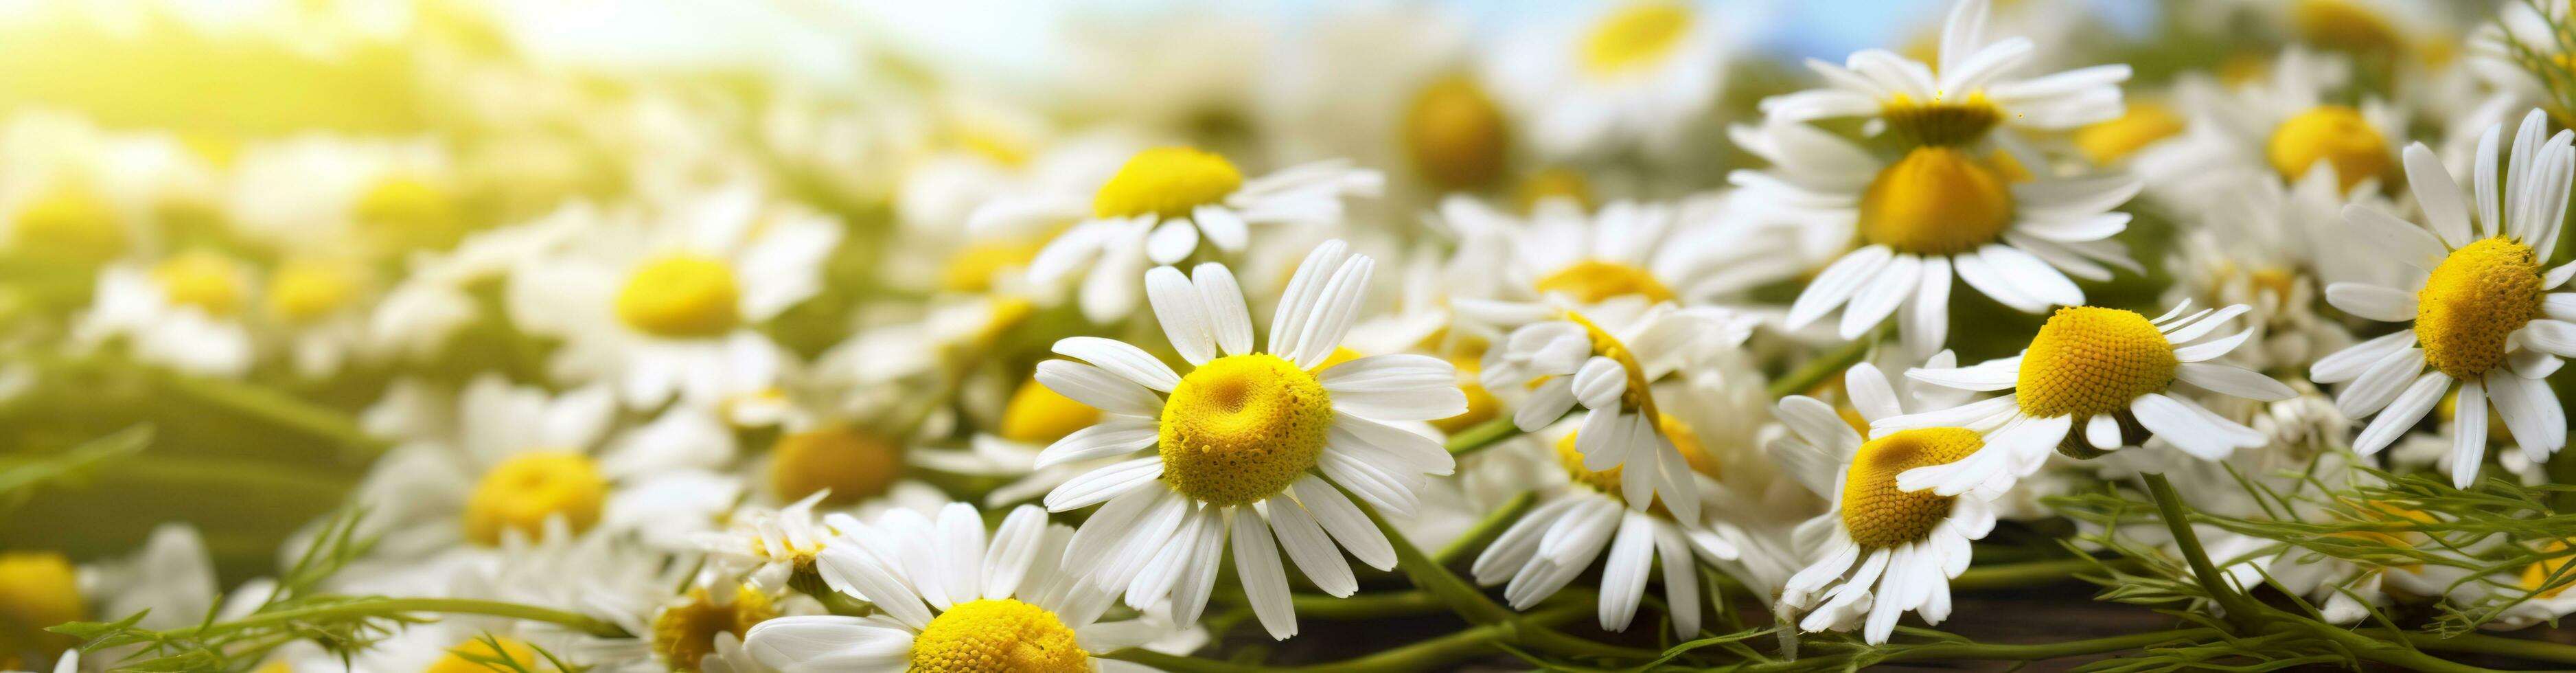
[1732,115,2144,357]
[1469,428,1743,639]
[1030,240,1466,640]
[743,503,1177,673]
[1477,299,1758,524]
[2312,109,2576,488]
[1881,301,2296,497]
[1769,357,1997,644]
[1758,0,2130,146]
[983,146,1383,323]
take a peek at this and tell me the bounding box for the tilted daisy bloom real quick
[1471,297,1757,524]
[72,249,257,377]
[1768,358,1998,643]
[742,503,1181,672]
[2154,48,2407,198]
[1757,0,2130,146]
[509,185,842,409]
[977,146,1381,323]
[1031,240,1464,639]
[2161,164,2396,372]
[1730,116,2144,357]
[1883,301,2297,497]
[1469,423,1742,638]
[1436,193,1804,308]
[2310,109,2576,488]
[1484,1,1727,159]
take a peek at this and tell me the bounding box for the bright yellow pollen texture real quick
[1861,146,2016,256]
[463,451,606,546]
[1429,378,1501,435]
[770,426,904,507]
[2016,307,2177,418]
[653,584,777,672]
[1405,76,1508,191]
[1092,146,1243,220]
[2419,238,2544,378]
[910,598,1090,673]
[1535,260,1677,304]
[1841,428,1982,548]
[2076,102,2185,165]
[2267,106,2393,193]
[0,551,82,670]
[151,250,247,317]
[12,189,126,262]
[265,259,361,322]
[617,254,741,339]
[355,175,463,251]
[1553,432,1627,501]
[1159,354,1332,507]
[1001,376,1104,444]
[2523,539,2575,600]
[426,637,546,673]
[1881,93,2005,147]
[2293,0,2402,54]
[1580,3,1690,76]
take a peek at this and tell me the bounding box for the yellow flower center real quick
[426,637,547,673]
[652,584,777,672]
[1860,146,2016,256]
[1092,147,1243,220]
[768,426,905,507]
[1882,93,2005,147]
[2076,102,2185,165]
[0,551,82,670]
[2267,106,2393,193]
[941,240,1046,293]
[1517,168,1595,214]
[356,176,464,251]
[616,255,741,339]
[1001,376,1103,444]
[2523,539,2575,600]
[909,598,1090,673]
[265,259,363,323]
[1580,3,1692,76]
[463,451,607,546]
[2249,266,2300,307]
[2293,0,2402,54]
[2016,307,2178,418]
[1429,358,1500,435]
[1841,428,1983,548]
[1554,431,1629,499]
[11,188,126,263]
[1158,354,1332,506]
[2417,237,2545,379]
[1534,260,1677,304]
[1405,76,1509,190]
[150,250,247,317]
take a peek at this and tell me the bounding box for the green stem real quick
[1340,481,1657,661]
[1285,591,1445,619]
[145,597,628,639]
[1765,336,1874,400]
[1443,418,1524,457]
[2402,631,2576,668]
[1746,628,2221,672]
[148,367,390,457]
[1951,556,2142,591]
[2142,472,2262,623]
[1103,603,1594,673]
[1433,492,1537,567]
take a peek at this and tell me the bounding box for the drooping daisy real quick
[1769,358,1999,644]
[976,146,1381,323]
[1469,297,1756,523]
[1469,423,1742,638]
[2310,109,2576,488]
[741,503,1182,672]
[1883,301,2297,497]
[1729,117,2144,357]
[507,185,842,409]
[1757,0,2130,145]
[1484,1,1729,159]
[1031,240,1463,639]
[72,249,257,377]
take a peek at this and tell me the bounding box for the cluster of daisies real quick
[9,0,2576,671]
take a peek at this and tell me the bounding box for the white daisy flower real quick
[1484,1,1728,159]
[1469,424,1742,638]
[257,255,380,378]
[2461,537,2576,630]
[742,503,1180,672]
[2148,47,2408,199]
[908,375,1117,508]
[978,146,1381,323]
[72,249,255,377]
[1757,0,2130,144]
[1769,358,1999,644]
[225,135,463,257]
[2310,109,2576,488]
[1730,116,2144,357]
[2160,164,2394,372]
[1438,193,1804,308]
[370,203,590,362]
[1029,240,1463,639]
[1884,301,2297,497]
[508,185,842,410]
[0,111,216,266]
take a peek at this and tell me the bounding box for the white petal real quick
[2452,379,2488,490]
[2085,413,2120,449]
[1054,336,1181,391]
[1146,219,1198,264]
[1042,457,1166,512]
[1269,240,1350,358]
[1232,507,1300,640]
[1145,266,1216,365]
[1570,356,1629,410]
[1977,244,2082,307]
[1265,496,1357,597]
[2311,330,2417,383]
[2176,363,2297,401]
[1596,513,1656,632]
[1840,254,1920,338]
[2344,205,2447,271]
[2520,320,2576,357]
[1292,477,1396,570]
[1033,417,1160,468]
[1035,360,1163,417]
[2325,283,2417,322]
[1901,256,1953,357]
[2335,348,2426,418]
[2405,144,2474,247]
[1787,245,1894,328]
[2352,372,2449,455]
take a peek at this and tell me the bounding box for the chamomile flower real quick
[2160,166,2393,372]
[2466,538,2576,630]
[508,185,842,409]
[1768,358,1999,643]
[2310,109,2576,487]
[73,249,256,377]
[1031,240,1463,639]
[1484,1,1729,159]
[1469,424,1740,638]
[370,204,589,361]
[2157,48,2408,196]
[978,146,1382,323]
[1730,117,2145,357]
[1437,193,1804,308]
[908,375,1116,507]
[0,111,216,266]
[1757,0,2130,145]
[226,135,465,256]
[692,490,934,596]
[742,503,1179,672]
[1884,301,2297,497]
